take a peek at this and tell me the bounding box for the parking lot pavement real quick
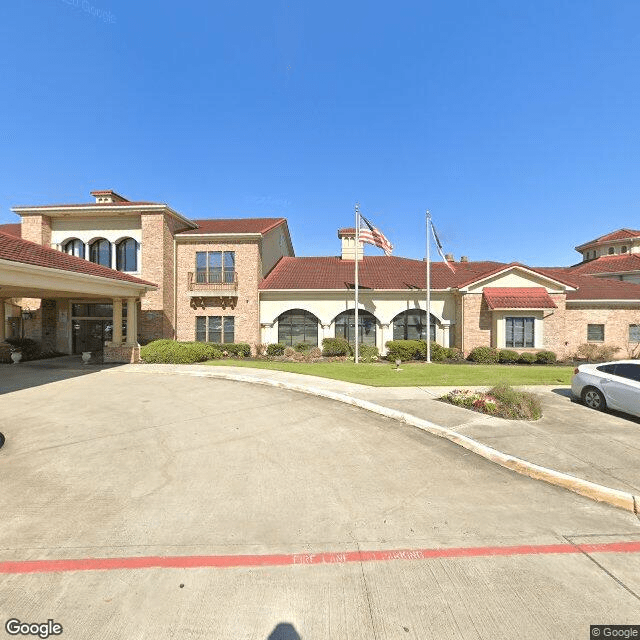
[0,370,639,639]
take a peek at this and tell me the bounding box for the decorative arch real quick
[391,309,438,342]
[116,237,138,272]
[89,238,111,267]
[333,309,378,346]
[62,238,85,259]
[277,309,319,347]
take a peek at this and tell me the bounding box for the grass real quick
[203,359,573,387]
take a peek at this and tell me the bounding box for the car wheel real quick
[582,387,606,411]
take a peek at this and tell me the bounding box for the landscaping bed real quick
[441,384,542,420]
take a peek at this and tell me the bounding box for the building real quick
[2,191,640,361]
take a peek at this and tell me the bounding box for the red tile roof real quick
[576,228,640,248]
[13,201,158,209]
[454,262,578,289]
[0,223,21,237]
[259,256,506,290]
[0,232,156,287]
[483,287,557,309]
[177,218,287,235]
[567,254,640,275]
[537,267,640,300]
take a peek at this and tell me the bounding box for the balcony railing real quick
[188,271,238,293]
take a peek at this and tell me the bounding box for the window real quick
[196,251,235,284]
[608,247,615,255]
[622,246,628,254]
[195,316,234,343]
[63,238,84,258]
[587,324,604,342]
[611,363,640,382]
[277,309,319,346]
[630,325,640,343]
[116,238,138,272]
[392,309,436,341]
[89,239,111,267]
[334,310,377,346]
[505,317,534,348]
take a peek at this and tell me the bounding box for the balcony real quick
[188,271,238,309]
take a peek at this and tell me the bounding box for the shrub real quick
[467,346,499,364]
[284,346,296,359]
[518,352,537,364]
[429,341,447,362]
[292,351,306,361]
[255,343,268,357]
[266,343,286,357]
[536,350,557,364]
[222,343,251,357]
[575,343,621,362]
[385,340,424,361]
[444,347,465,361]
[308,347,322,360]
[488,383,542,420]
[294,342,311,353]
[357,344,379,363]
[140,340,223,364]
[498,349,520,364]
[5,338,41,361]
[322,337,352,357]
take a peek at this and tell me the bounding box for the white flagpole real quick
[426,210,431,364]
[354,203,360,364]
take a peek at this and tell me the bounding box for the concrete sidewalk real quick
[111,363,640,510]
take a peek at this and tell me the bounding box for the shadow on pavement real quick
[551,386,640,424]
[266,623,301,640]
[0,356,125,396]
[551,387,573,399]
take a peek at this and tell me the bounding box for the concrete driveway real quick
[0,366,639,639]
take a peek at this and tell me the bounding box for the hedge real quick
[518,352,537,364]
[385,340,425,361]
[322,337,352,357]
[467,346,499,364]
[498,349,520,364]
[140,340,223,364]
[5,338,41,361]
[357,344,379,362]
[536,350,557,364]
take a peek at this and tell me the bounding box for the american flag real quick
[359,215,393,256]
[431,220,455,272]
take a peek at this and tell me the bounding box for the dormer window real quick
[622,246,628,253]
[608,247,615,255]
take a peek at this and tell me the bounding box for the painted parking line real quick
[1,540,640,575]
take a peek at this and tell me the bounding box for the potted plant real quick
[10,346,22,364]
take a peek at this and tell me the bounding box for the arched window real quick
[334,310,377,346]
[89,239,111,267]
[116,238,138,272]
[277,309,319,346]
[392,309,437,342]
[63,238,84,258]
[622,246,628,254]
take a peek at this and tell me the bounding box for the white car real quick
[571,360,640,418]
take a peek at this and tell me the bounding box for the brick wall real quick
[21,215,52,246]
[175,240,261,347]
[565,304,640,359]
[461,293,492,353]
[103,344,140,363]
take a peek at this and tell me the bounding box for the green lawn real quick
[203,359,573,387]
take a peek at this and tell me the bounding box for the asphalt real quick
[1,360,640,639]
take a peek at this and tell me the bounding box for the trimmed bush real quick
[140,340,223,364]
[284,346,296,358]
[357,344,379,363]
[444,347,465,362]
[429,341,447,362]
[5,338,41,361]
[536,350,557,364]
[518,352,537,364]
[308,347,322,359]
[294,342,311,353]
[225,343,251,357]
[266,343,286,357]
[322,337,352,357]
[385,340,424,361]
[467,346,499,364]
[498,349,520,364]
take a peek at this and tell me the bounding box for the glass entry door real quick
[72,320,113,354]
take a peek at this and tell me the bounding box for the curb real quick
[119,366,640,516]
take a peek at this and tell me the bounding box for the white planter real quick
[81,351,92,365]
[10,352,22,364]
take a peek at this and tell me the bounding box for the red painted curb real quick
[2,540,639,575]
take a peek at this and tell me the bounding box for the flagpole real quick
[354,203,360,364]
[426,210,431,364]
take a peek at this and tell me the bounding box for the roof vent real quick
[460,255,468,262]
[445,253,455,262]
[90,190,129,204]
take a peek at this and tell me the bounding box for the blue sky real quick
[1,0,639,266]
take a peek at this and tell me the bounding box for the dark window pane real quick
[629,325,640,342]
[116,238,137,272]
[223,317,234,344]
[334,310,377,346]
[90,240,111,267]
[278,309,318,346]
[596,364,616,374]
[64,239,84,258]
[587,324,604,342]
[195,317,206,342]
[612,363,640,382]
[208,316,222,343]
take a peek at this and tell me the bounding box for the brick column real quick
[126,297,138,345]
[112,298,123,344]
